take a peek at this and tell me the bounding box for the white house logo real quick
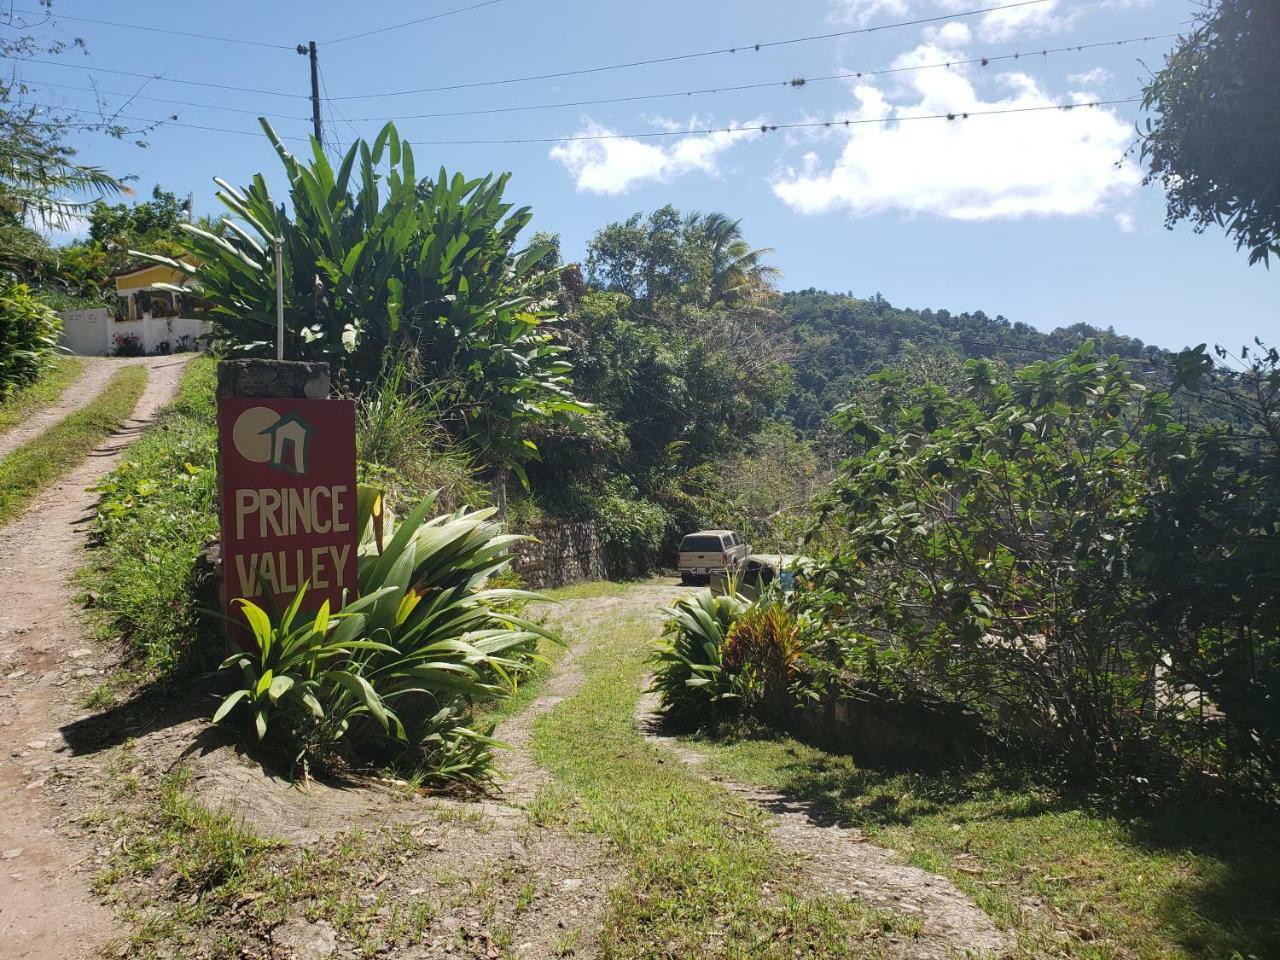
[231,406,317,476]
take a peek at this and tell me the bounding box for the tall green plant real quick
[137,120,587,478]
[214,490,561,785]
[0,275,61,397]
[816,346,1175,774]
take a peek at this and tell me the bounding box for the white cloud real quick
[1115,211,1135,233]
[1068,67,1111,90]
[829,0,910,26]
[922,21,972,45]
[550,119,764,195]
[833,0,1077,41]
[772,44,1140,221]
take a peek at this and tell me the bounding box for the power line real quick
[11,56,308,100]
[325,0,1055,101]
[324,0,510,45]
[10,1,1059,106]
[16,32,1171,129]
[16,78,311,119]
[14,96,1142,146]
[397,97,1142,145]
[9,7,294,50]
[342,34,1174,123]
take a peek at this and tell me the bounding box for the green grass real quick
[672,720,1280,959]
[78,356,220,672]
[528,599,914,959]
[0,363,147,528]
[0,354,82,433]
[93,764,438,959]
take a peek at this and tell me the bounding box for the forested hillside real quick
[778,289,1162,431]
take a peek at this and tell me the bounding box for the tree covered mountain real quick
[778,289,1166,431]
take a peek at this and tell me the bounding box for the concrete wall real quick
[58,309,210,356]
[57,308,111,356]
[510,519,609,589]
[788,685,990,771]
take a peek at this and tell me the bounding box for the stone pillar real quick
[215,358,331,400]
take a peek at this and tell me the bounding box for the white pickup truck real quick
[676,529,751,585]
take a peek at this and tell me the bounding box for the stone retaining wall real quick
[510,520,608,589]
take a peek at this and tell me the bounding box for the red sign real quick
[217,397,358,621]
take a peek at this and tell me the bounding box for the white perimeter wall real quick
[57,309,210,355]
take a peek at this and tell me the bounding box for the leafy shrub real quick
[650,589,747,720]
[0,275,61,398]
[82,357,220,671]
[140,121,587,477]
[355,352,483,513]
[1136,342,1280,790]
[813,346,1198,782]
[111,332,144,356]
[593,485,671,575]
[722,603,806,719]
[214,491,560,787]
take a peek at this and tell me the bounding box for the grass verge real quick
[0,354,82,433]
[91,757,441,959]
[0,363,146,529]
[528,585,912,959]
[674,720,1280,959]
[78,355,218,673]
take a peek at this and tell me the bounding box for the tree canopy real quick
[1140,0,1280,265]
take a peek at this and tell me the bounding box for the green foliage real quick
[141,120,587,473]
[1139,0,1280,265]
[779,290,1161,432]
[678,422,828,553]
[0,274,61,397]
[650,589,747,720]
[82,357,219,671]
[0,353,79,433]
[586,206,778,311]
[816,346,1176,775]
[1136,342,1280,787]
[591,484,671,576]
[721,602,807,719]
[354,351,483,513]
[214,491,562,786]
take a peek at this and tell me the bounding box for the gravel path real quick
[0,356,188,960]
[635,690,1012,959]
[0,358,138,461]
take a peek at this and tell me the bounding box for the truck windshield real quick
[680,536,723,552]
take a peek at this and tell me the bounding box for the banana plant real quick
[132,119,588,479]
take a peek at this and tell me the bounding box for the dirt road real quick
[0,356,188,959]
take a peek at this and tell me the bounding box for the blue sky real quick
[14,0,1277,351]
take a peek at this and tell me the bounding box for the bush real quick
[215,491,560,787]
[355,353,483,513]
[722,603,807,719]
[0,275,61,398]
[650,589,747,721]
[82,357,220,671]
[111,332,144,356]
[816,347,1174,778]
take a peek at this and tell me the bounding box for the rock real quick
[559,878,583,890]
[68,648,93,659]
[272,919,338,960]
[2,848,23,859]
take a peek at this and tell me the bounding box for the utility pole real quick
[296,40,322,147]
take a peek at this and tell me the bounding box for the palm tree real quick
[0,106,127,231]
[688,212,781,307]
